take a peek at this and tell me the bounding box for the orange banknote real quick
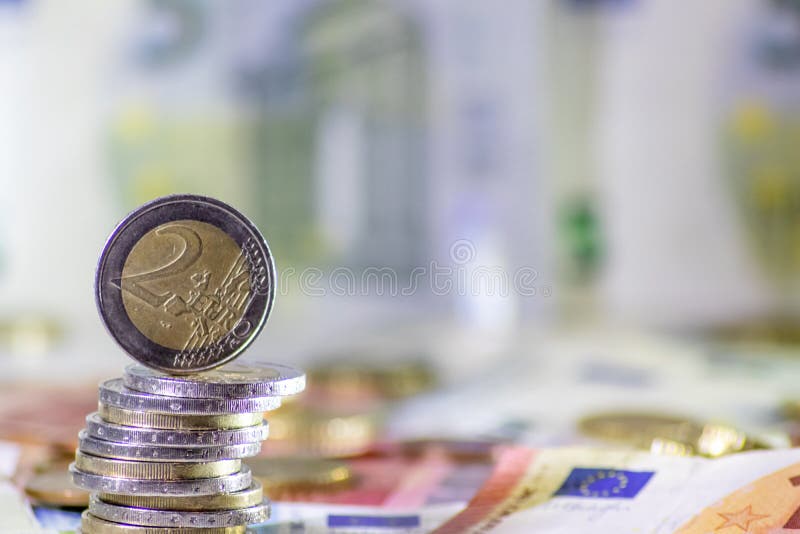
[432,446,800,533]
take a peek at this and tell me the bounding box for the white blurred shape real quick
[315,107,366,259]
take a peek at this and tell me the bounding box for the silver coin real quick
[95,194,276,374]
[123,361,306,399]
[89,496,270,528]
[69,464,252,496]
[78,430,261,462]
[99,378,282,414]
[79,511,251,533]
[85,413,269,446]
[98,480,264,511]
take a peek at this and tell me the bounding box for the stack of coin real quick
[70,362,305,532]
[71,195,306,533]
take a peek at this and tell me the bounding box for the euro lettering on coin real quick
[95,194,276,374]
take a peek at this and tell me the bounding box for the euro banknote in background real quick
[433,446,800,534]
[0,440,43,532]
[25,445,800,533]
[0,480,43,532]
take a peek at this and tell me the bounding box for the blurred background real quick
[5,0,800,527]
[2,0,800,368]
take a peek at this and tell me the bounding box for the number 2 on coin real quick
[112,224,202,308]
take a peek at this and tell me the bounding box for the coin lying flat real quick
[70,464,252,495]
[78,430,261,462]
[310,357,436,400]
[95,194,276,374]
[74,451,240,480]
[123,362,306,399]
[89,496,270,528]
[249,457,353,498]
[578,411,769,458]
[85,413,269,446]
[99,403,265,430]
[80,511,248,534]
[99,378,282,415]
[24,463,90,507]
[100,481,264,511]
[265,402,380,458]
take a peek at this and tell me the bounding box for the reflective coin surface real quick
[84,413,269,446]
[77,430,262,462]
[99,378,281,415]
[578,411,768,458]
[124,361,306,399]
[81,511,248,534]
[89,496,270,528]
[96,194,276,373]
[99,481,264,511]
[69,464,253,496]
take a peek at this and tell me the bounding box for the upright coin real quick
[124,361,306,399]
[95,194,276,374]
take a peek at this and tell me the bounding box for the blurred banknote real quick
[0,385,95,450]
[252,502,463,533]
[433,446,800,533]
[0,440,42,532]
[253,440,493,508]
[0,481,42,532]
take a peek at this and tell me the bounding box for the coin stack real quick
[70,195,305,533]
[71,363,304,532]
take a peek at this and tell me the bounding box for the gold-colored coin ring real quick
[99,403,264,430]
[24,465,90,507]
[81,511,247,534]
[74,452,240,480]
[99,480,264,511]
